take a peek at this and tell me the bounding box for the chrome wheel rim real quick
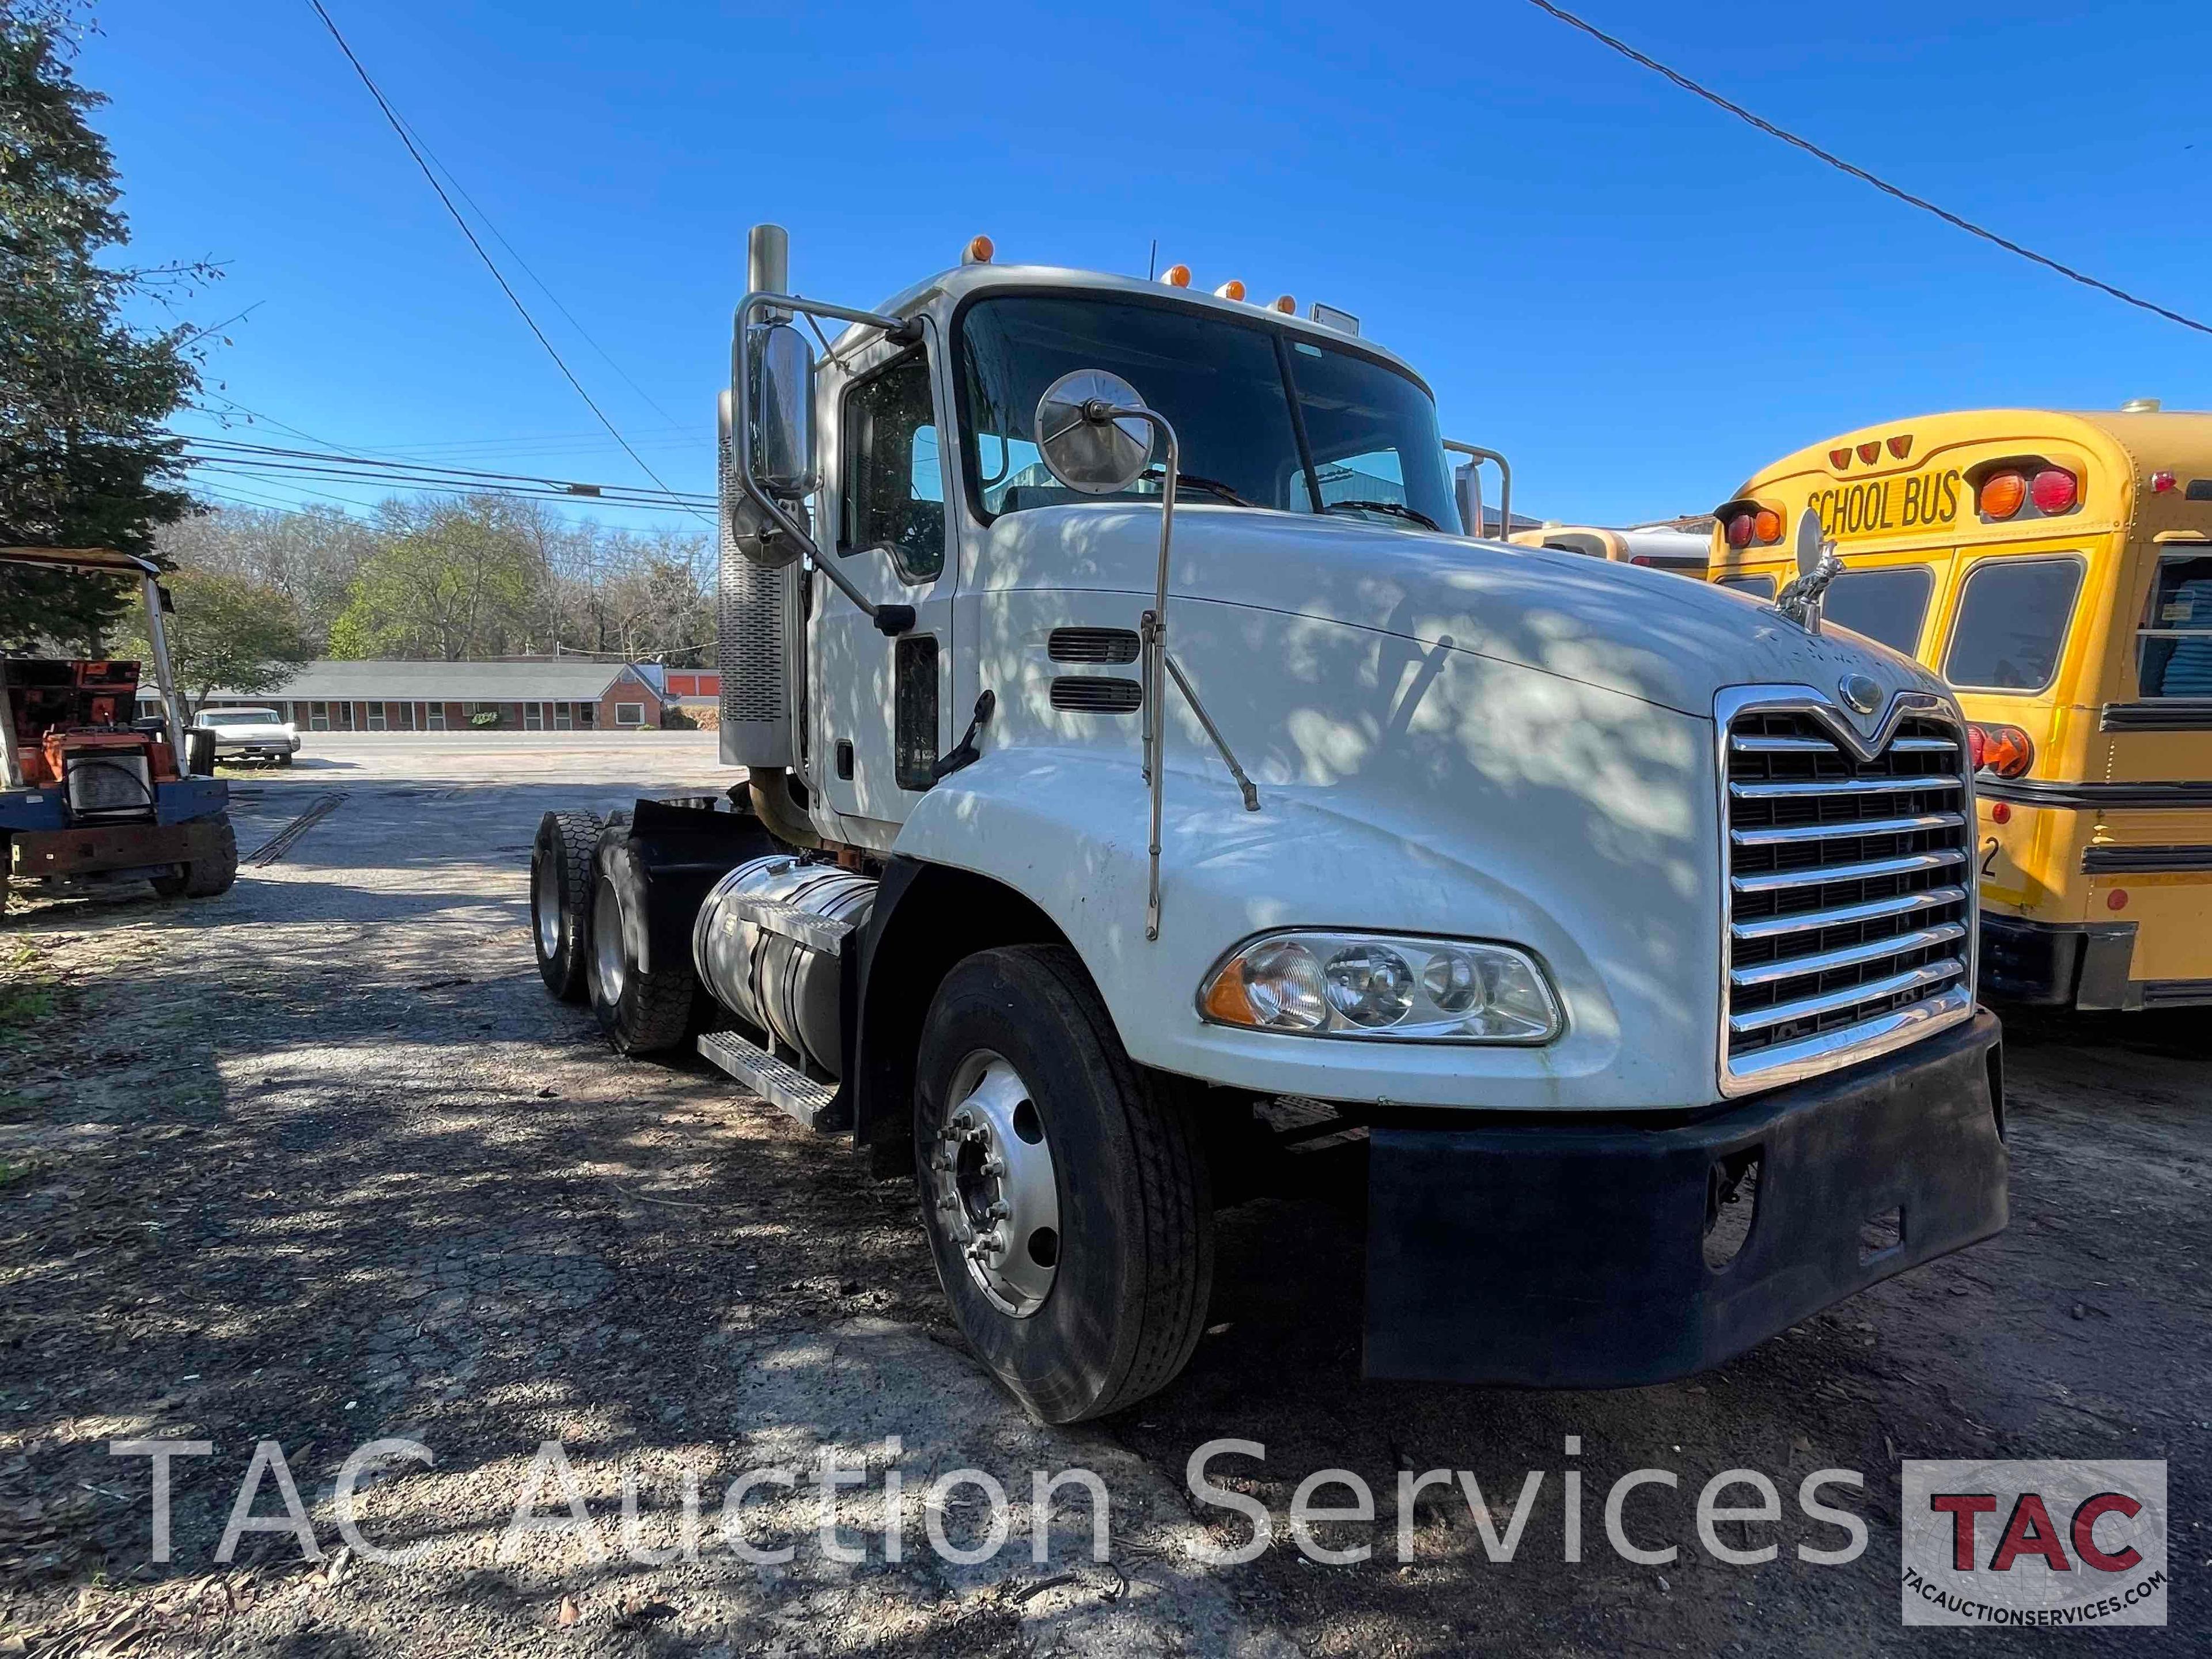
[929,1051,1059,1317]
[592,881,627,1002]
[533,851,562,957]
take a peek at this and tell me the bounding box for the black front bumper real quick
[1362,1011,2006,1388]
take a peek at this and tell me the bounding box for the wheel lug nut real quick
[984,1200,1010,1219]
[981,1157,1006,1177]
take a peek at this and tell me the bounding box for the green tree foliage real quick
[119,566,315,715]
[0,5,202,651]
[153,492,716,666]
[326,498,536,661]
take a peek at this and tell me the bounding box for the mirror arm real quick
[1163,652,1259,813]
[1443,440,1510,540]
[732,289,916,634]
[1084,402,1182,943]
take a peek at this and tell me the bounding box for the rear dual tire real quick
[531,809,601,1002]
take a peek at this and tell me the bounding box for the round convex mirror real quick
[1793,506,1827,581]
[1033,369,1154,495]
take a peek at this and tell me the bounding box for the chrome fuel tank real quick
[692,854,876,1077]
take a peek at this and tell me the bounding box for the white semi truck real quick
[528,227,2007,1423]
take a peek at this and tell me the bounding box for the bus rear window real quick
[2138,552,2212,698]
[1823,567,1933,656]
[1942,556,2084,692]
[1717,574,1774,600]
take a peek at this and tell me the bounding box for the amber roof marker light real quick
[961,233,995,265]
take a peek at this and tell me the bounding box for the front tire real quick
[914,945,1213,1424]
[531,809,600,1002]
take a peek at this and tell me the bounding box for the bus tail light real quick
[2031,467,2078,514]
[1967,722,2034,779]
[1725,513,1755,549]
[1979,471,2027,520]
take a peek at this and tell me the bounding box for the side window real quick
[1718,574,1775,600]
[2137,551,2212,698]
[840,351,944,582]
[1942,556,2084,692]
[1823,566,1934,656]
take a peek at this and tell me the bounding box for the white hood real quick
[974,503,1945,717]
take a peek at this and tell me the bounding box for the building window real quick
[310,700,329,732]
[427,702,446,730]
[365,702,388,732]
[524,702,544,730]
[554,702,573,730]
[614,702,646,728]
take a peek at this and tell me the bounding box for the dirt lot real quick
[2,733,2206,1656]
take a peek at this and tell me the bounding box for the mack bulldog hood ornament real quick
[1775,506,1844,633]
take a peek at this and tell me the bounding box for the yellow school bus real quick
[1710,404,2212,1011]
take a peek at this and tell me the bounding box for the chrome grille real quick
[1720,700,1975,1092]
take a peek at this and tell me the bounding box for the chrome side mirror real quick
[748,321,816,498]
[1034,369,1155,493]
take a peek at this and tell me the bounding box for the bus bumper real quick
[1361,1011,2006,1388]
[1976,914,2212,1010]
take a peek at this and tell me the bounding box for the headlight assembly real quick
[1198,931,1563,1044]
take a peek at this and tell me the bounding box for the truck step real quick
[734,896,857,954]
[698,1028,849,1132]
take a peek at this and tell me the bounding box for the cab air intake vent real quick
[1050,676,1142,714]
[1048,627,1141,665]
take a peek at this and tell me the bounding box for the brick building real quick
[169,660,673,734]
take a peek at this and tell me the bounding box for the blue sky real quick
[81,0,2211,533]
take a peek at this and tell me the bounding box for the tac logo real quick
[1902,1460,2167,1627]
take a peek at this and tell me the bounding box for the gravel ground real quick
[1,733,2206,1656]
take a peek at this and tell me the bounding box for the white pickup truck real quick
[528,227,2006,1423]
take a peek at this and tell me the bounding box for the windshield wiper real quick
[1321,499,1442,532]
[1140,467,1255,507]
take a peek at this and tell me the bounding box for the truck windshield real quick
[957,293,1456,532]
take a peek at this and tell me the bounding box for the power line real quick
[185,460,714,515]
[387,109,691,433]
[1524,0,2212,339]
[302,1,718,516]
[181,436,713,503]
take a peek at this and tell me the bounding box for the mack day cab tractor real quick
[527,227,2008,1424]
[1,546,237,908]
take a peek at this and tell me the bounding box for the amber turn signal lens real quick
[1967,722,2034,779]
[1162,263,1191,288]
[1200,965,1257,1026]
[1752,507,1783,543]
[1979,471,2027,520]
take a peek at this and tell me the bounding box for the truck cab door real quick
[815,334,953,831]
